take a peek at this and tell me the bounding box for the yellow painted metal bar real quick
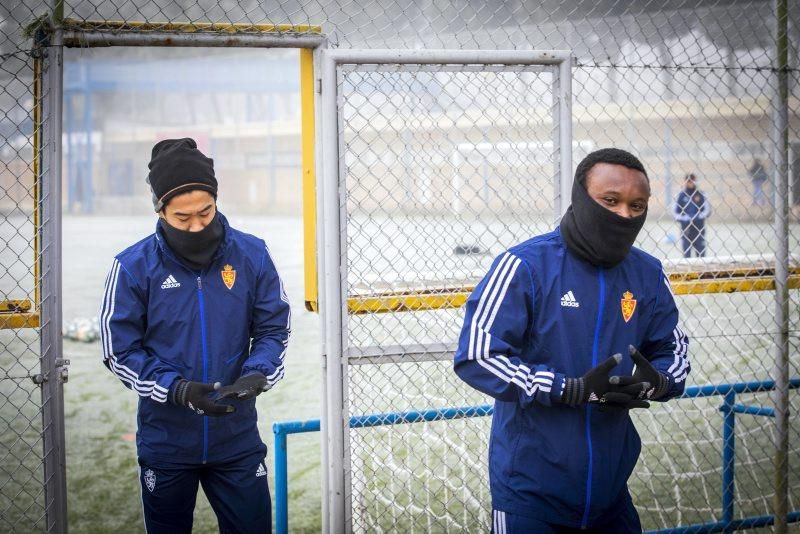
[343,275,800,315]
[0,300,32,313]
[671,275,800,295]
[62,19,322,34]
[301,48,318,312]
[0,313,41,329]
[1,58,42,330]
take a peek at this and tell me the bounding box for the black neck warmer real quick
[559,180,647,268]
[159,212,224,271]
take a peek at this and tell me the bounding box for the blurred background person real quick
[749,158,769,207]
[673,173,711,258]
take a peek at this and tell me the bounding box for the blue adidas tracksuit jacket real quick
[454,228,689,528]
[100,213,291,465]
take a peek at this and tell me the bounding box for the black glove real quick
[609,345,670,401]
[597,390,651,411]
[215,372,269,401]
[562,353,624,406]
[172,379,235,416]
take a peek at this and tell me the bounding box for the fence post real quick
[320,49,347,533]
[39,25,68,534]
[273,425,289,534]
[771,0,790,531]
[721,391,736,526]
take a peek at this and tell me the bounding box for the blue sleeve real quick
[640,270,691,400]
[453,252,566,408]
[243,244,291,388]
[100,259,181,403]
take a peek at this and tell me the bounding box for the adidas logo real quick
[588,392,600,402]
[560,291,580,308]
[256,464,267,478]
[160,275,181,289]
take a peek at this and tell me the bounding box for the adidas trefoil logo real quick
[560,290,580,308]
[256,463,267,478]
[160,274,181,289]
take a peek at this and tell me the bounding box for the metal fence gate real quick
[319,49,573,532]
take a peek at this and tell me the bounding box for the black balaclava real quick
[559,148,649,268]
[159,212,224,271]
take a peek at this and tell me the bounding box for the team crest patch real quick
[621,291,637,323]
[144,469,156,492]
[221,264,236,290]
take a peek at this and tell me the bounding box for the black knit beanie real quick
[146,138,217,212]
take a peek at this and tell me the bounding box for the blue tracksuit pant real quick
[491,491,642,533]
[679,219,706,258]
[139,449,271,533]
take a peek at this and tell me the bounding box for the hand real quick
[598,390,651,411]
[172,380,235,416]
[215,372,269,401]
[609,345,669,401]
[562,353,623,406]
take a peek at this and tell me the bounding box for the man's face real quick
[160,190,216,231]
[584,162,650,219]
[685,177,697,190]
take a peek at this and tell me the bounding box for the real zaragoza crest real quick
[144,468,156,492]
[221,264,236,290]
[620,291,637,323]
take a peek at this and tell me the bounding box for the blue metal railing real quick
[272,379,800,534]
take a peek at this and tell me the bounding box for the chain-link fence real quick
[1,0,798,532]
[1,2,66,531]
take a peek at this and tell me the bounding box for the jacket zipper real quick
[582,268,605,529]
[197,275,210,464]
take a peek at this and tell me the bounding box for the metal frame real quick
[24,18,328,533]
[39,26,68,534]
[771,0,791,531]
[319,48,573,533]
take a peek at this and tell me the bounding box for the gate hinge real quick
[56,359,70,383]
[31,359,71,385]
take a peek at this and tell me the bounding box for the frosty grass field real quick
[2,213,798,532]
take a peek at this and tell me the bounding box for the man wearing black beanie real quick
[100,138,290,533]
[454,148,690,532]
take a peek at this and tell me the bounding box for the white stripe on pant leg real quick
[500,510,506,534]
[138,466,149,534]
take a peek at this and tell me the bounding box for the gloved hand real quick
[562,353,625,406]
[215,372,270,401]
[609,345,670,401]
[172,379,235,416]
[597,389,651,411]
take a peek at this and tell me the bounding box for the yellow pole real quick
[300,48,318,311]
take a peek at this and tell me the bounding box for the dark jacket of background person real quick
[673,181,711,258]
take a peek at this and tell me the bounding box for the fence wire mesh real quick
[0,2,49,530]
[0,0,798,532]
[340,63,563,531]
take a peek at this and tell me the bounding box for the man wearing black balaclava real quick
[100,138,290,533]
[454,148,690,532]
